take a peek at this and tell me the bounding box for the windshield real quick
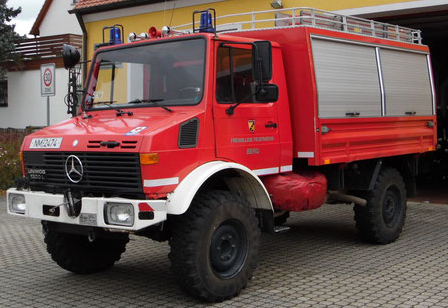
[84,38,206,110]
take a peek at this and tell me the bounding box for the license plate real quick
[79,213,97,226]
[30,137,63,149]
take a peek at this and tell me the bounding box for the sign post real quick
[41,63,56,126]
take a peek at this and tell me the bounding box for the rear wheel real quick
[169,190,260,302]
[43,227,129,274]
[354,168,407,244]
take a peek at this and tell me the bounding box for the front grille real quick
[24,152,143,196]
[87,140,138,149]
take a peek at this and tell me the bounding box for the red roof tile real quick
[74,0,130,10]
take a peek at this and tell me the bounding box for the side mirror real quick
[255,84,279,102]
[252,41,272,82]
[62,44,81,69]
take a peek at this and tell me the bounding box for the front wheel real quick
[43,226,129,274]
[354,167,407,244]
[169,190,260,302]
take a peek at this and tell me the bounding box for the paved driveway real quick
[1,196,448,308]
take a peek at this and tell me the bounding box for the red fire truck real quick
[7,8,436,302]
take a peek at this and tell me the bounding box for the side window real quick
[0,79,7,107]
[92,60,126,103]
[216,46,255,104]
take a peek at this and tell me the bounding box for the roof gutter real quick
[68,0,162,15]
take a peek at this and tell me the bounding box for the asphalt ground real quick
[1,195,448,308]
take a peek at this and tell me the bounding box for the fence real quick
[2,34,82,71]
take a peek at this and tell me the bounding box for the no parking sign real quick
[41,63,55,96]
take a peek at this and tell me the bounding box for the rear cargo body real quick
[233,27,437,166]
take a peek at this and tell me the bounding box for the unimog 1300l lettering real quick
[7,8,436,302]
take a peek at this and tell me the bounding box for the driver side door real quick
[213,44,281,176]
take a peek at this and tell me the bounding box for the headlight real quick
[8,193,26,214]
[104,202,134,226]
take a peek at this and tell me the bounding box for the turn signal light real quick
[140,153,159,165]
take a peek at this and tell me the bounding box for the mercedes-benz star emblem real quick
[65,155,83,183]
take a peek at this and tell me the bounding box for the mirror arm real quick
[66,67,79,117]
[226,101,243,115]
[251,43,268,97]
[256,59,265,95]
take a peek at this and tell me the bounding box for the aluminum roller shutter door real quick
[380,49,433,116]
[312,38,381,118]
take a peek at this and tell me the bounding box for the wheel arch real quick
[166,161,273,215]
[328,156,417,198]
[382,156,418,198]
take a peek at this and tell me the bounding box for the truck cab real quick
[13,29,285,216]
[8,13,282,302]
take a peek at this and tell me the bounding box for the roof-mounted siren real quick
[102,24,124,45]
[193,8,216,34]
[149,27,162,39]
[161,26,190,37]
[128,32,149,42]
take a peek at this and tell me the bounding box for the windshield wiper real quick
[91,101,133,116]
[128,98,173,112]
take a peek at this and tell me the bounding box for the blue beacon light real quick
[109,27,122,45]
[199,11,214,33]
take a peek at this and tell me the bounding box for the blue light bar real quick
[199,11,214,33]
[109,27,122,45]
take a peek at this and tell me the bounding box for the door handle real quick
[265,122,278,128]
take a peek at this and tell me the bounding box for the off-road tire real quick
[354,168,407,244]
[44,229,129,274]
[169,190,260,302]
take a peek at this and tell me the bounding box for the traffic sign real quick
[41,63,55,97]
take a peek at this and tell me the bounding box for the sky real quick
[7,0,46,36]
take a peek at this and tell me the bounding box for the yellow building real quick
[71,0,448,117]
[70,1,446,57]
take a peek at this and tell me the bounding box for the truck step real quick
[274,226,291,233]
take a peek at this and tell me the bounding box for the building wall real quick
[81,0,424,62]
[0,0,83,129]
[0,69,70,128]
[39,0,82,36]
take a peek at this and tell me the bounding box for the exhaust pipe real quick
[327,191,367,206]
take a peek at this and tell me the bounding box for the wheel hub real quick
[210,220,248,279]
[382,186,401,226]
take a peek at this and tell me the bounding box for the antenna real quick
[169,3,176,27]
[163,0,167,25]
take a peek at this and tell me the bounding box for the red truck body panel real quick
[232,27,437,166]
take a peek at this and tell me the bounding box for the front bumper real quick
[6,188,167,231]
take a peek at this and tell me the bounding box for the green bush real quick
[0,133,26,190]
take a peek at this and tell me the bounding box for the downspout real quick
[74,12,88,83]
